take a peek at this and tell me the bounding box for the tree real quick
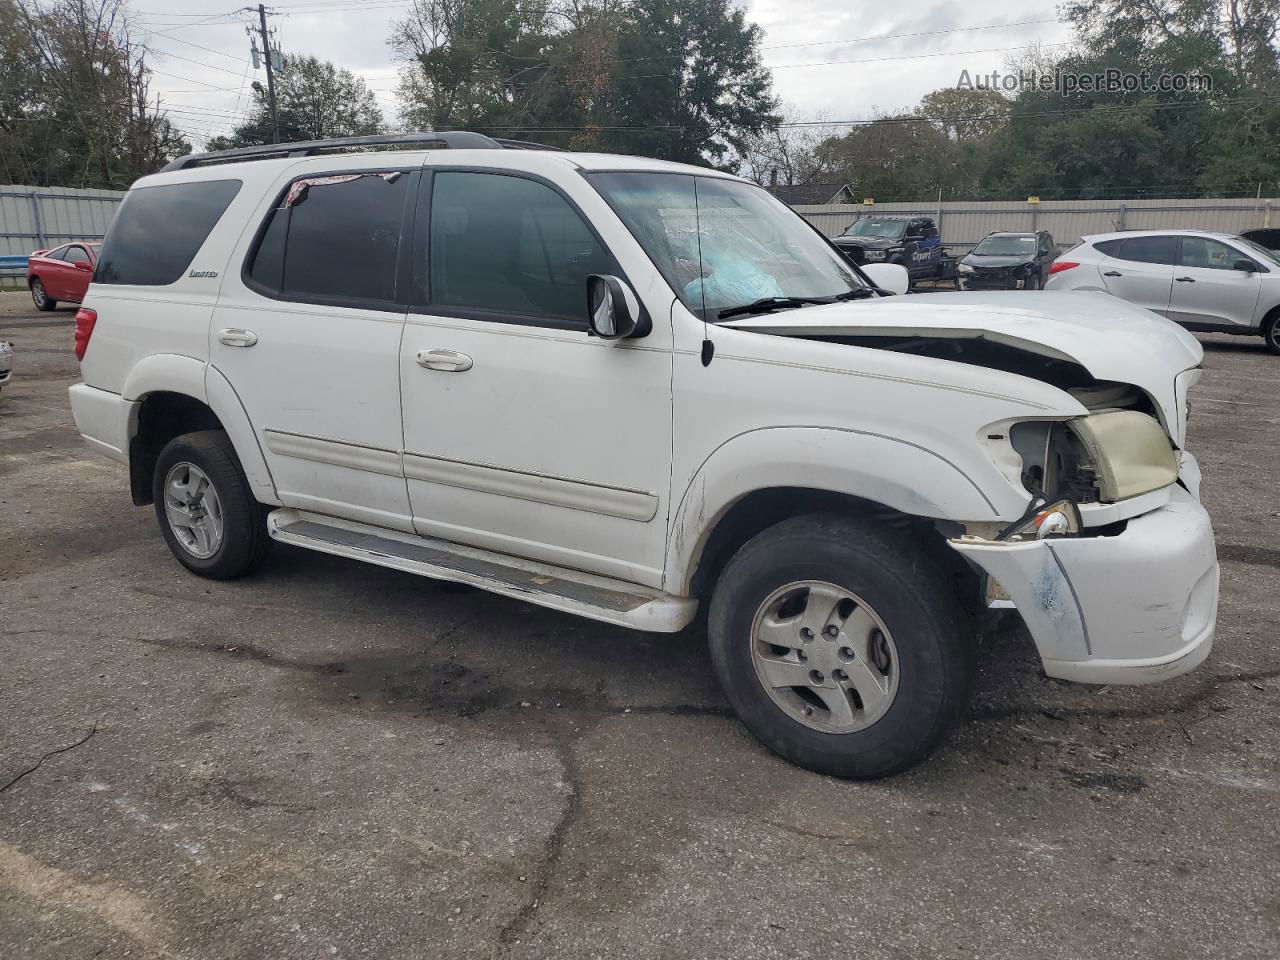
[814,115,953,201]
[208,54,384,149]
[0,0,188,188]
[390,0,778,166]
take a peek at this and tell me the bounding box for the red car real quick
[27,242,99,311]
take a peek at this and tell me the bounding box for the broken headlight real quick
[1068,410,1178,502]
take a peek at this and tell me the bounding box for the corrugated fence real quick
[2,185,1277,289]
[795,197,1279,254]
[0,184,125,288]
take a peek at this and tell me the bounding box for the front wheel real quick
[707,514,974,779]
[1263,312,1280,356]
[153,430,272,579]
[30,279,56,311]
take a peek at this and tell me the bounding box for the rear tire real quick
[1263,311,1280,356]
[152,430,272,579]
[707,513,974,779]
[30,279,56,311]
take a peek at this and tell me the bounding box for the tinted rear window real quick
[95,180,241,285]
[1112,236,1178,265]
[247,171,409,306]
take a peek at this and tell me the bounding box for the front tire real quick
[30,279,56,311]
[153,430,271,579]
[707,514,973,779]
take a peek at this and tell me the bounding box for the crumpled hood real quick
[962,254,1033,269]
[723,290,1203,437]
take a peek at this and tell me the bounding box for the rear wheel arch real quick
[129,392,224,505]
[1261,304,1280,355]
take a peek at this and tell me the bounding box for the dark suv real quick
[959,231,1056,290]
[832,215,944,282]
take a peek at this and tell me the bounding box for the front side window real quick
[248,171,409,306]
[1179,236,1240,271]
[65,246,91,264]
[96,179,241,285]
[589,172,866,320]
[428,171,611,325]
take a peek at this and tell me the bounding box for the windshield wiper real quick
[716,296,836,320]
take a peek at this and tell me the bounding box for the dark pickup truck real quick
[831,215,946,283]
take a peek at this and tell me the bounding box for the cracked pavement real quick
[1,291,1278,959]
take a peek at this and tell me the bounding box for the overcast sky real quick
[130,1,1074,148]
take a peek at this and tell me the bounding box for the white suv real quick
[1045,229,1280,354]
[69,133,1219,778]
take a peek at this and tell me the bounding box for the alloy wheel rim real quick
[163,461,225,559]
[32,281,46,307]
[750,580,900,734]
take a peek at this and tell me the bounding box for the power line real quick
[145,45,253,78]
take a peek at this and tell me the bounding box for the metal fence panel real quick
[795,197,1278,254]
[0,184,125,287]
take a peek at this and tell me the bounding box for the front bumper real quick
[960,271,1025,290]
[0,340,13,385]
[950,484,1218,685]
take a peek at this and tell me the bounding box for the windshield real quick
[588,172,866,320]
[973,236,1038,257]
[1237,237,1280,268]
[843,218,906,240]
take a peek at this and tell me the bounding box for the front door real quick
[1098,234,1178,316]
[1167,236,1264,329]
[398,168,674,587]
[211,165,418,531]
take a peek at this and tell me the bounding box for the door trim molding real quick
[404,451,658,522]
[262,429,402,477]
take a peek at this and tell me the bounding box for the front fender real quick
[663,426,1001,594]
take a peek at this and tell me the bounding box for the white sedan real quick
[1045,229,1280,355]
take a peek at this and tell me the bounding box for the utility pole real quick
[256,3,280,144]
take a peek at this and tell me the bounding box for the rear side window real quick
[1107,235,1178,265]
[247,171,410,307]
[95,180,241,285]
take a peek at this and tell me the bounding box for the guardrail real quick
[0,254,29,291]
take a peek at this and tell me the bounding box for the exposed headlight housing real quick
[1004,499,1082,542]
[865,249,886,260]
[957,263,974,273]
[1069,410,1178,502]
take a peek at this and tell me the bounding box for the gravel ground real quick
[1,290,1278,960]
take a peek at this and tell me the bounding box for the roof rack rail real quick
[161,131,560,172]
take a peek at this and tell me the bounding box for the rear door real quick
[210,166,418,531]
[1096,235,1177,316]
[1167,236,1264,329]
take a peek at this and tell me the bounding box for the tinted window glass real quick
[65,246,91,264]
[96,180,240,285]
[429,171,610,324]
[1093,239,1124,256]
[1178,237,1239,270]
[44,245,69,260]
[1116,236,1178,265]
[249,171,408,305]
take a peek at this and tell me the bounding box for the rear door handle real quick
[417,349,473,372]
[217,328,258,347]
[1175,276,1196,283]
[1103,270,1122,277]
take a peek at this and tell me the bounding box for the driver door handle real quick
[1102,270,1122,277]
[217,328,258,347]
[417,349,473,372]
[1175,276,1196,283]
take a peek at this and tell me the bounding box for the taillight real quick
[1048,260,1079,275]
[74,307,97,361]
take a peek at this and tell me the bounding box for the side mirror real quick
[1233,259,1257,273]
[587,274,641,339]
[860,262,910,295]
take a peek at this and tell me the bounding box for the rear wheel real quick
[30,279,55,311]
[707,513,974,779]
[1263,312,1280,356]
[153,430,272,579]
